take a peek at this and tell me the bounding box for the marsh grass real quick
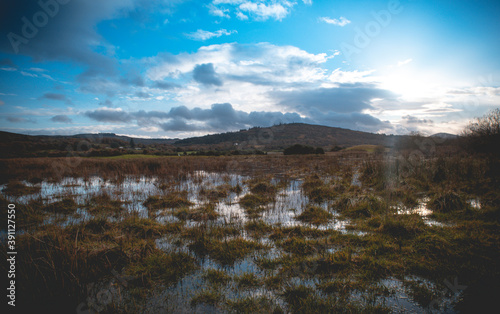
[2,153,499,312]
[143,190,193,211]
[126,250,198,286]
[296,206,333,225]
[202,268,231,286]
[2,180,41,196]
[428,191,468,213]
[234,272,262,288]
[41,197,79,214]
[190,289,223,307]
[86,192,126,215]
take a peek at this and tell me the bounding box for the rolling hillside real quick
[175,123,401,150]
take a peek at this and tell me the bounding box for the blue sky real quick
[1,0,499,138]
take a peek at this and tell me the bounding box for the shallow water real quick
[1,172,464,312]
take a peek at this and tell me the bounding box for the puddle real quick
[396,197,451,227]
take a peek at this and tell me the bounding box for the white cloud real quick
[210,0,301,21]
[207,4,230,18]
[236,11,249,20]
[185,29,237,41]
[397,58,413,67]
[238,1,291,21]
[319,16,351,26]
[328,68,376,84]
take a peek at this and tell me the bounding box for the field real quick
[1,151,499,313]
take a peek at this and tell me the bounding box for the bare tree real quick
[462,108,500,154]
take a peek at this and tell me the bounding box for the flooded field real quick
[0,154,498,313]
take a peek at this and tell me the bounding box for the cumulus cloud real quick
[147,42,330,85]
[193,63,223,86]
[50,115,73,123]
[185,29,237,41]
[6,117,36,123]
[152,81,179,90]
[83,102,388,134]
[207,4,230,18]
[40,92,72,104]
[84,107,132,123]
[402,115,433,125]
[84,103,305,132]
[209,0,302,21]
[319,16,351,26]
[273,84,396,114]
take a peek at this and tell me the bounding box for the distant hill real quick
[175,123,402,150]
[0,123,459,158]
[430,133,458,139]
[0,131,177,158]
[0,131,177,145]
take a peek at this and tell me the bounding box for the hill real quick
[175,123,401,150]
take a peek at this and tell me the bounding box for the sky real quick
[0,0,499,138]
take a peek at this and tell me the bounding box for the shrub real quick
[284,144,324,155]
[428,191,467,213]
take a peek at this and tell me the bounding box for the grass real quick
[143,191,193,211]
[190,289,223,307]
[295,206,333,225]
[2,153,499,312]
[188,235,266,266]
[428,191,468,213]
[126,250,198,286]
[2,180,41,196]
[95,154,163,159]
[202,269,231,286]
[41,198,79,214]
[234,272,262,288]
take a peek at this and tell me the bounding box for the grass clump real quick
[250,181,276,195]
[301,175,336,203]
[282,284,331,313]
[202,269,231,286]
[189,236,265,267]
[336,195,387,219]
[121,216,165,238]
[173,204,219,221]
[296,206,333,225]
[317,279,365,296]
[143,191,193,210]
[190,289,223,307]
[239,193,271,209]
[280,237,323,256]
[235,272,262,288]
[2,180,41,196]
[126,251,198,286]
[86,192,125,215]
[379,214,426,239]
[41,198,79,214]
[428,191,468,213]
[244,220,273,236]
[199,184,230,201]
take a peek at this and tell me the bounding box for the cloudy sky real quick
[1,0,499,138]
